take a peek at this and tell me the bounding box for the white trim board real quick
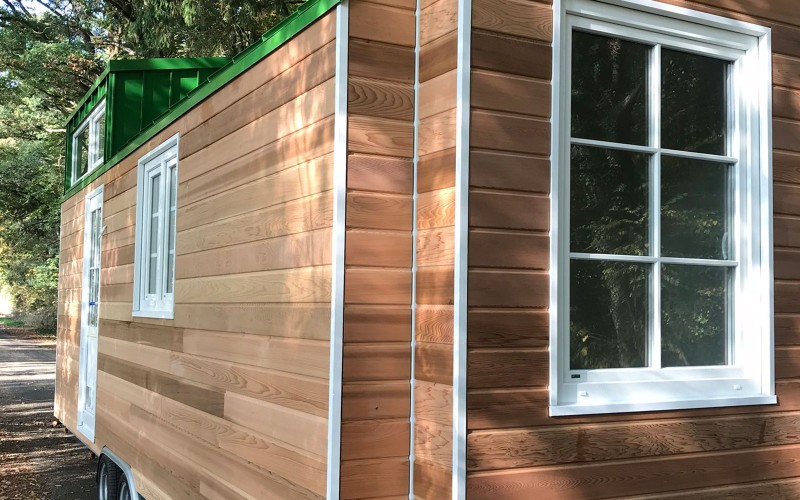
[408,0,422,496]
[327,2,349,499]
[452,0,471,498]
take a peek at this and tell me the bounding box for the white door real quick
[77,185,103,442]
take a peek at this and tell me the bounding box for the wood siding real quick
[415,0,459,498]
[55,12,337,499]
[466,1,800,499]
[339,1,416,497]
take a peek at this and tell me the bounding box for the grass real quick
[0,316,25,328]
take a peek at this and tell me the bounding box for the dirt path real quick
[0,329,96,499]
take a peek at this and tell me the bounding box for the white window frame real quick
[133,133,179,319]
[71,101,106,184]
[550,0,775,416]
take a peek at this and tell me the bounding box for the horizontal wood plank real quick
[467,444,800,500]
[342,381,410,421]
[473,0,553,42]
[340,419,410,460]
[175,266,331,304]
[420,30,458,83]
[349,0,416,47]
[348,115,414,157]
[347,154,414,194]
[468,269,549,308]
[176,228,332,279]
[345,229,413,268]
[472,29,552,80]
[420,0,457,47]
[343,305,411,343]
[349,39,415,83]
[470,229,548,270]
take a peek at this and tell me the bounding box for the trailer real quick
[55,0,799,498]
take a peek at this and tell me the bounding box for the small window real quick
[133,134,179,319]
[72,102,105,184]
[550,0,774,415]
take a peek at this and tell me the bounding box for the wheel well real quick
[97,448,141,499]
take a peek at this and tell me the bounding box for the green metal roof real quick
[63,0,341,200]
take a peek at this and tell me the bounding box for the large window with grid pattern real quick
[550,0,775,415]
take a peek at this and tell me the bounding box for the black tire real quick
[97,457,118,500]
[117,473,132,500]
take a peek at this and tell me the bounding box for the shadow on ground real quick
[0,330,96,499]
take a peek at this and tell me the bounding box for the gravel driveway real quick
[0,329,96,499]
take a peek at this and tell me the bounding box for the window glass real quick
[148,173,161,295]
[570,260,649,369]
[166,164,177,294]
[75,126,90,180]
[568,32,735,372]
[662,49,729,155]
[571,31,649,145]
[94,112,105,165]
[570,146,650,256]
[661,156,732,259]
[661,265,729,367]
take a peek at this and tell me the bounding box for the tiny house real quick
[55,0,800,498]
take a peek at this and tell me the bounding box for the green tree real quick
[0,0,301,330]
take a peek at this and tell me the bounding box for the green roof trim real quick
[64,57,232,125]
[108,57,231,72]
[63,0,341,201]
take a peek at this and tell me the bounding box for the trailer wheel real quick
[97,457,118,500]
[117,474,132,500]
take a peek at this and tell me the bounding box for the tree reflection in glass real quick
[570,260,648,369]
[571,146,649,256]
[662,156,731,259]
[662,49,728,155]
[571,31,649,145]
[568,29,734,371]
[662,265,728,367]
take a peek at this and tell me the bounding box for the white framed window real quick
[133,134,179,319]
[72,101,106,184]
[550,0,775,415]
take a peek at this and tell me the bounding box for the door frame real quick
[77,184,104,442]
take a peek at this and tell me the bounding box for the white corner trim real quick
[759,28,775,397]
[409,0,422,497]
[453,0,471,499]
[549,0,566,412]
[327,3,348,500]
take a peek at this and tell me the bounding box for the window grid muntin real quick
[565,18,742,376]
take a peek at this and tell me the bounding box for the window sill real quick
[132,309,174,320]
[550,394,777,416]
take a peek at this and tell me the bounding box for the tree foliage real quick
[0,0,300,329]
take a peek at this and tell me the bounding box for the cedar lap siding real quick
[55,1,799,499]
[56,8,339,499]
[467,1,798,500]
